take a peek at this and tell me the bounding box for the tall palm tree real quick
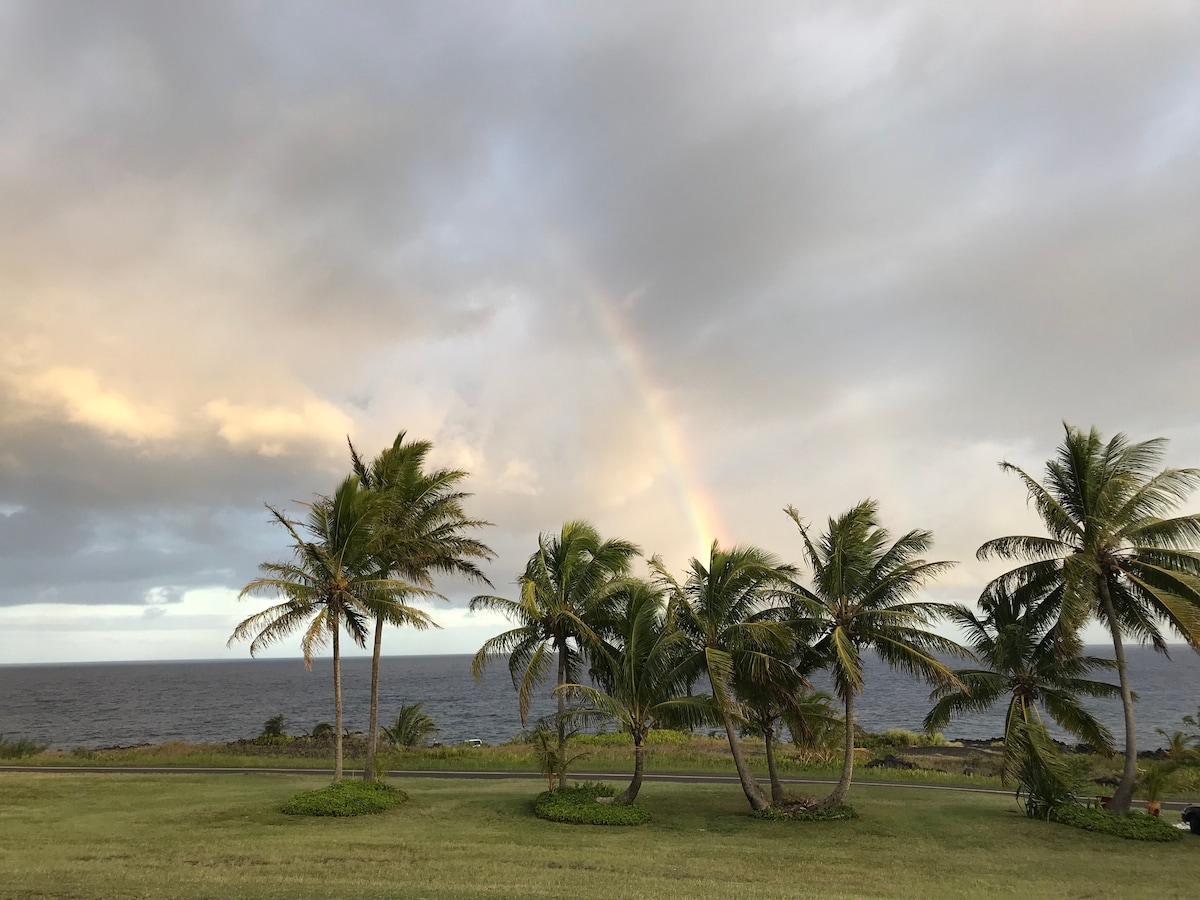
[978,425,1200,813]
[652,542,798,812]
[471,520,639,787]
[924,584,1120,783]
[350,432,494,781]
[786,501,959,806]
[229,476,432,781]
[563,579,712,804]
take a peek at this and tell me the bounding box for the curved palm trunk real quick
[1000,694,1026,786]
[826,691,855,806]
[721,711,769,811]
[332,623,344,782]
[363,614,384,782]
[556,643,568,790]
[764,719,784,804]
[1099,578,1137,815]
[616,735,645,804]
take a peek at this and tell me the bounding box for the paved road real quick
[2,765,1195,814]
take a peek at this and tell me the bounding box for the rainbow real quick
[581,282,724,558]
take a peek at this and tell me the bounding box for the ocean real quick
[1,646,1197,751]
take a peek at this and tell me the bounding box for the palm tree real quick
[652,542,797,812]
[308,722,335,741]
[350,432,494,781]
[382,701,441,750]
[229,476,432,781]
[782,689,843,764]
[1154,729,1200,765]
[978,425,1200,813]
[735,646,822,804]
[562,579,712,803]
[471,520,639,788]
[924,584,1120,783]
[786,501,959,806]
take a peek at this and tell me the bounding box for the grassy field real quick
[3,736,1011,789]
[0,773,1195,899]
[10,734,1200,803]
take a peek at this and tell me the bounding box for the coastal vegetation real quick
[653,542,800,811]
[924,584,1121,782]
[280,779,407,816]
[0,734,47,758]
[228,475,437,780]
[2,773,1196,899]
[381,701,441,750]
[348,432,494,780]
[784,500,961,805]
[469,520,640,789]
[11,729,1200,798]
[471,426,1199,828]
[229,430,494,792]
[978,425,1200,814]
[533,781,651,825]
[219,422,1200,837]
[560,578,711,803]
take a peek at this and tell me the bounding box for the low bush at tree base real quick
[534,784,650,825]
[281,780,408,817]
[1050,805,1182,842]
[753,799,859,822]
[0,735,48,759]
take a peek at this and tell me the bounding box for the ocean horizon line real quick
[0,652,479,669]
[4,642,1195,669]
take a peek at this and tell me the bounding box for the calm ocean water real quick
[1,646,1197,751]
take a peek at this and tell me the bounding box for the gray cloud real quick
[2,2,1199,657]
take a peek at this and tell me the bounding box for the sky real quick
[1,1,1199,665]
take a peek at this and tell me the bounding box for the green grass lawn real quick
[0,773,1194,899]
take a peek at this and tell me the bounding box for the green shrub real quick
[253,735,294,746]
[570,780,618,798]
[863,729,946,750]
[573,732,631,747]
[0,734,48,759]
[753,801,859,822]
[1171,766,1200,794]
[1009,719,1078,819]
[645,729,691,745]
[281,780,408,817]
[1050,805,1182,842]
[570,728,692,748]
[533,785,650,825]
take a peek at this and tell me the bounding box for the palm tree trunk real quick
[827,691,855,806]
[721,710,769,811]
[556,642,567,790]
[1000,695,1025,786]
[616,735,645,804]
[363,614,384,782]
[764,719,784,805]
[1099,577,1137,815]
[332,622,344,782]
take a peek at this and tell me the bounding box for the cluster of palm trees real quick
[980,427,1200,813]
[471,425,1200,814]
[229,432,494,781]
[471,507,960,810]
[232,424,1200,818]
